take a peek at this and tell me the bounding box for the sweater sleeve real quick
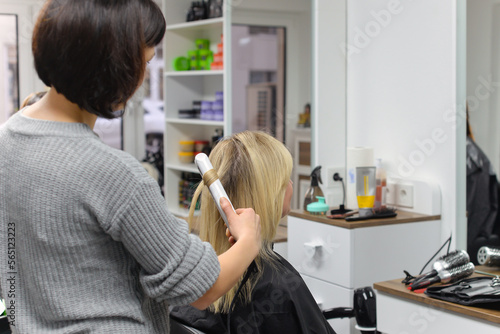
[105,176,220,306]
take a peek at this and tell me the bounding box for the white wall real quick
[312,0,347,208]
[346,0,465,248]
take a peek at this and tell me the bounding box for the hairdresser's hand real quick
[220,197,261,253]
[192,199,261,310]
[225,228,235,245]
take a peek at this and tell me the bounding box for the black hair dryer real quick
[322,287,380,334]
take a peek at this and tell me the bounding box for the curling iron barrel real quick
[433,250,470,272]
[410,261,475,290]
[438,262,475,284]
[411,250,470,287]
[195,153,236,230]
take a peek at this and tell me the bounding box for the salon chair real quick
[170,286,380,334]
[170,318,205,334]
[0,317,10,334]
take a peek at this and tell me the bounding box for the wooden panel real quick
[298,175,310,182]
[298,141,311,166]
[289,209,441,229]
[374,272,500,325]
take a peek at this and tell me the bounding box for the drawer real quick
[351,221,441,288]
[301,274,357,334]
[288,216,353,288]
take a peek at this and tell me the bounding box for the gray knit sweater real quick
[0,111,220,333]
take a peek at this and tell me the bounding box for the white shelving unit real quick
[162,0,231,217]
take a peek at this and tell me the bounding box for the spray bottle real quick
[303,166,325,212]
[374,158,387,210]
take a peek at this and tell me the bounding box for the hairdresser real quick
[0,1,261,333]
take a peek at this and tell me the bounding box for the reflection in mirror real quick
[141,45,165,195]
[231,1,313,210]
[0,14,18,126]
[231,25,286,142]
[466,1,500,260]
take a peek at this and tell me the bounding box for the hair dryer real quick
[322,286,380,334]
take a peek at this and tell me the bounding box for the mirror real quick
[232,1,316,209]
[0,14,19,126]
[467,1,500,173]
[466,1,500,255]
[231,25,287,142]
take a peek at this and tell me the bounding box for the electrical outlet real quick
[386,181,413,208]
[326,166,345,188]
[386,181,396,205]
[397,183,414,208]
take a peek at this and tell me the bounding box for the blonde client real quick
[170,131,336,334]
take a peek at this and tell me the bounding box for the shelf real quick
[166,118,224,126]
[165,162,199,174]
[165,70,224,77]
[167,17,224,32]
[163,0,228,220]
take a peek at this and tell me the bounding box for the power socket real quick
[386,181,396,205]
[326,166,345,188]
[397,183,414,208]
[385,181,414,208]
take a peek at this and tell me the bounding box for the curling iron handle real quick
[209,179,236,227]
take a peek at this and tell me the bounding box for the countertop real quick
[374,266,500,325]
[289,209,441,229]
[183,208,440,243]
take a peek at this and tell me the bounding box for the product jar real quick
[200,101,213,120]
[178,152,195,164]
[194,140,209,152]
[179,140,195,152]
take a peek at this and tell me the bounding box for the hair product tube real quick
[356,166,376,216]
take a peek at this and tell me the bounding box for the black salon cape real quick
[170,253,336,334]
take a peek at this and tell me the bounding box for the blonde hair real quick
[188,131,293,313]
[21,91,47,109]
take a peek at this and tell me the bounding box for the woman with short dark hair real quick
[0,1,261,333]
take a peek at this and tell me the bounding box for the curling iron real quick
[410,262,475,291]
[409,250,469,286]
[194,153,236,233]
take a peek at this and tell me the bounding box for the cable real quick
[418,234,452,275]
[333,173,346,206]
[341,178,346,207]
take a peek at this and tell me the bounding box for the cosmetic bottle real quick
[303,166,325,212]
[374,158,387,210]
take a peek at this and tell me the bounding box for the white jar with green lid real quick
[306,196,329,215]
